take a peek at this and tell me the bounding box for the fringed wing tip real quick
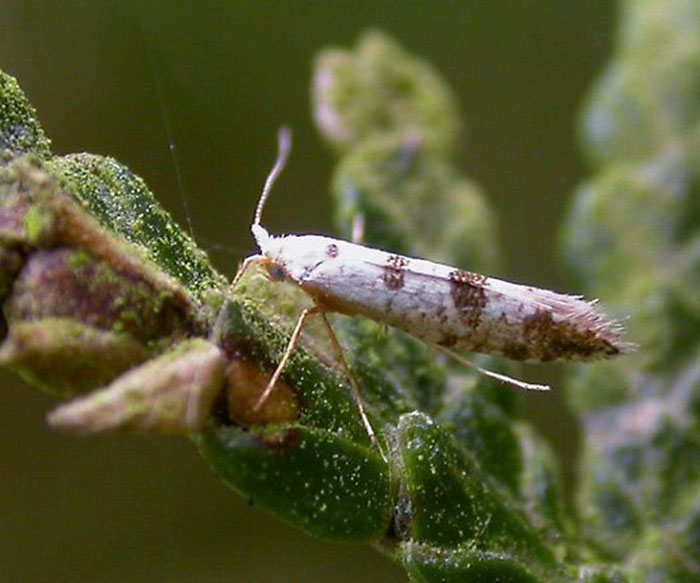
[530,289,635,360]
[578,299,636,358]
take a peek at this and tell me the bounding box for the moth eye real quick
[267,263,287,282]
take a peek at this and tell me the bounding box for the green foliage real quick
[318,32,499,271]
[47,153,227,306]
[1,6,698,582]
[0,72,51,159]
[562,1,700,580]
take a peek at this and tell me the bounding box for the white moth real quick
[235,128,631,442]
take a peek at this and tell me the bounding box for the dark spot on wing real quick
[449,270,487,328]
[502,341,531,361]
[437,333,458,347]
[325,243,339,258]
[522,309,621,361]
[383,254,409,290]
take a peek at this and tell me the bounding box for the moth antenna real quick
[254,126,292,227]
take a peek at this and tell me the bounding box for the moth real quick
[234,128,631,442]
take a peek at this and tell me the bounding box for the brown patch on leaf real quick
[8,249,194,342]
[259,427,303,451]
[449,270,487,328]
[46,339,226,433]
[226,358,299,427]
[382,254,409,290]
[0,319,151,396]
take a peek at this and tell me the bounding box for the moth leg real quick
[253,305,320,411]
[317,311,384,457]
[467,514,493,551]
[435,346,550,391]
[253,302,383,457]
[231,254,265,288]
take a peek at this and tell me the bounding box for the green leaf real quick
[563,1,700,580]
[0,71,51,159]
[197,425,391,541]
[3,9,698,582]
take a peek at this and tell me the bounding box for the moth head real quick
[256,234,330,285]
[259,257,289,282]
[249,225,290,282]
[251,223,272,252]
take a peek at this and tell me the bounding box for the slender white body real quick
[252,227,629,362]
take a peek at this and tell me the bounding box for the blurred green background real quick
[0,1,615,581]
